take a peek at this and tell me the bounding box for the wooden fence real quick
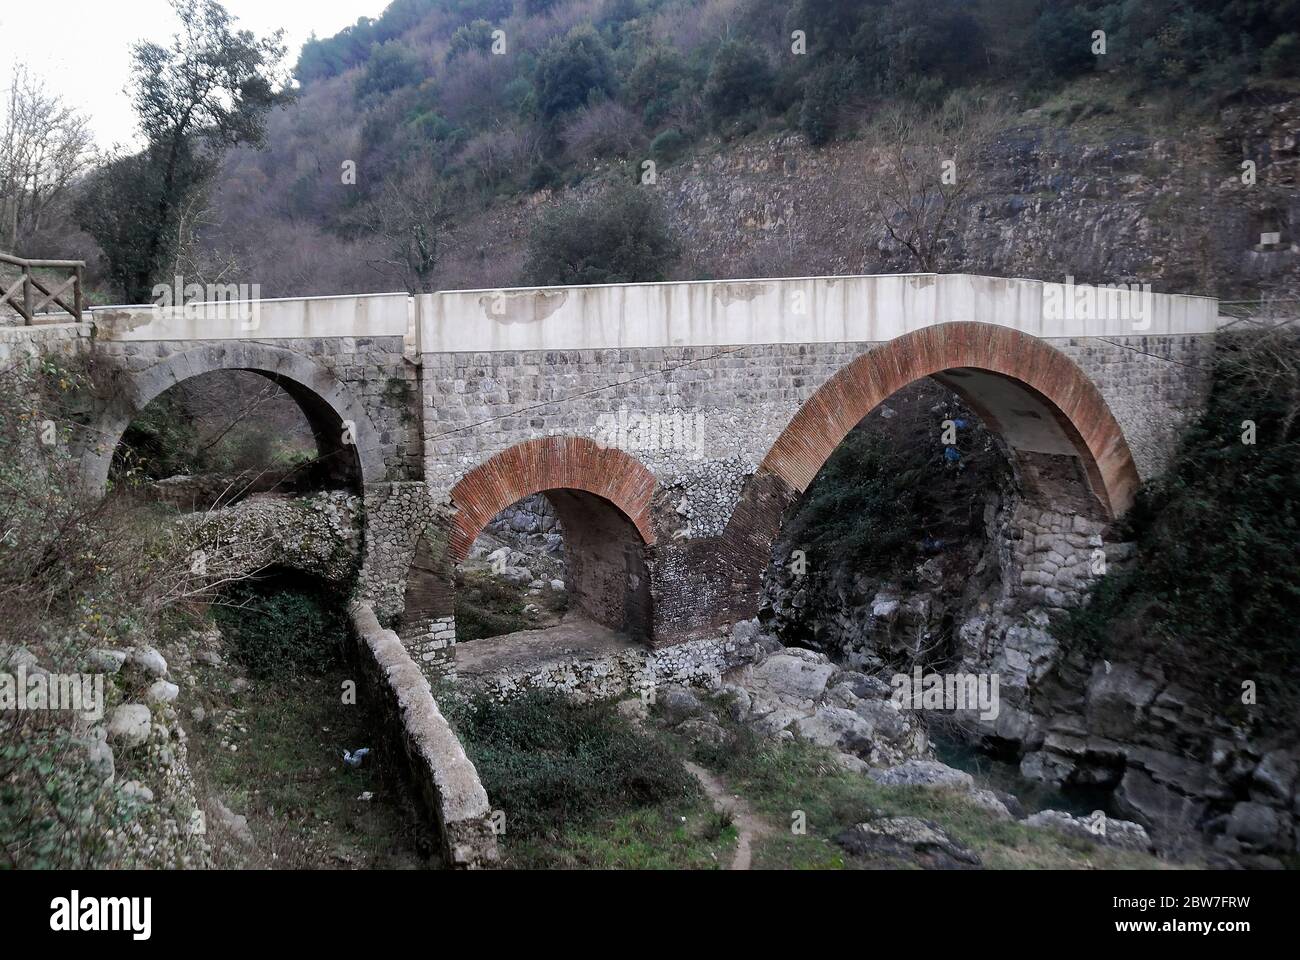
[0,252,85,324]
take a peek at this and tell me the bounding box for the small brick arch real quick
[761,322,1140,516]
[448,436,658,563]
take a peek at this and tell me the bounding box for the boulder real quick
[869,759,974,791]
[86,649,127,674]
[794,706,875,755]
[836,816,981,868]
[677,718,730,749]
[656,685,706,726]
[1113,767,1205,834]
[1024,809,1152,851]
[1221,801,1292,852]
[147,680,179,704]
[107,704,152,748]
[1250,750,1297,805]
[127,646,168,679]
[749,654,837,702]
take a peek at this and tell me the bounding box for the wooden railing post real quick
[22,263,33,325]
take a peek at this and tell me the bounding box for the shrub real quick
[1262,34,1300,78]
[521,180,680,285]
[451,691,698,837]
[213,574,346,678]
[1057,330,1300,731]
[649,128,687,163]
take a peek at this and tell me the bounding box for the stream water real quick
[932,732,1119,818]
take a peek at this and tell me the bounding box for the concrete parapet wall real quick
[349,602,498,869]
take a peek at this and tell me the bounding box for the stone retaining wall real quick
[463,625,762,702]
[348,602,498,868]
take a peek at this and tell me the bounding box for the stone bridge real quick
[40,272,1219,679]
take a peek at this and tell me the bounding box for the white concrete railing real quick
[80,275,1221,355]
[417,274,1221,353]
[89,292,413,345]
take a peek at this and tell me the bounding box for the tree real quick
[0,65,93,251]
[355,160,451,294]
[703,40,774,125]
[535,26,617,120]
[522,181,679,286]
[861,98,1009,272]
[799,58,852,147]
[77,0,289,302]
[356,43,424,97]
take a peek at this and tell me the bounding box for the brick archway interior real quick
[720,322,1142,609]
[446,437,658,641]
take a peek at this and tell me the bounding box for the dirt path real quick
[683,760,771,871]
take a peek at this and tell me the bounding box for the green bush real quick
[1058,330,1300,730]
[521,180,680,285]
[649,128,686,163]
[1262,34,1300,78]
[213,574,346,678]
[451,691,698,837]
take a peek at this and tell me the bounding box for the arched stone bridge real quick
[66,273,1219,677]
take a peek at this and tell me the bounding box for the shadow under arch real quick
[720,321,1142,606]
[80,342,388,496]
[400,437,659,646]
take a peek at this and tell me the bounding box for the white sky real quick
[0,0,392,149]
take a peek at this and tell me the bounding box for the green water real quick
[931,732,1118,818]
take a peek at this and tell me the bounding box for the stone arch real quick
[719,322,1141,604]
[447,436,657,563]
[81,342,387,495]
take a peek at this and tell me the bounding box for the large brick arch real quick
[447,436,657,563]
[764,322,1140,514]
[718,322,1142,613]
[80,342,387,495]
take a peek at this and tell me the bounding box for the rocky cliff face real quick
[758,380,1297,862]
[439,97,1300,300]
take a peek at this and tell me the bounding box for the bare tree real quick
[862,97,1011,273]
[356,160,452,294]
[0,65,94,251]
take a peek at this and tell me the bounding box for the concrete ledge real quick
[348,601,499,868]
[418,273,1221,353]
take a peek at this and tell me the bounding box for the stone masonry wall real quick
[96,335,423,481]
[420,335,1211,508]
